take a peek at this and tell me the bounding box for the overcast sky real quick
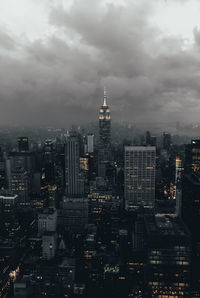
[0,0,200,127]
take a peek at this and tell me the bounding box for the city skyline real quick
[0,0,200,126]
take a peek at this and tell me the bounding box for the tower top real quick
[103,87,107,107]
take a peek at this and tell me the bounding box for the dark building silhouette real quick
[163,132,171,151]
[182,173,200,291]
[185,139,200,175]
[144,215,191,297]
[64,132,83,197]
[18,137,29,152]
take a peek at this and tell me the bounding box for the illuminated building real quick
[185,139,200,175]
[175,156,183,183]
[124,146,156,210]
[182,173,200,291]
[144,215,191,297]
[0,194,18,211]
[80,157,89,194]
[98,89,111,177]
[18,137,29,152]
[11,169,30,203]
[64,132,84,197]
[80,157,89,171]
[99,88,111,149]
[42,232,57,260]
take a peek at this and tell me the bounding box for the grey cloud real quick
[0,0,199,126]
[0,30,16,50]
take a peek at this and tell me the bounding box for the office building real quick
[64,132,83,196]
[182,173,200,290]
[124,146,156,210]
[59,197,88,232]
[38,208,57,233]
[185,139,200,175]
[11,169,30,203]
[163,132,171,151]
[144,215,191,297]
[87,134,94,153]
[18,137,29,152]
[42,232,57,260]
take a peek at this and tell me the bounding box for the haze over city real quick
[1,0,200,126]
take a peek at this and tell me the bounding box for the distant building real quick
[98,89,111,177]
[11,169,30,203]
[87,134,94,153]
[14,276,33,298]
[99,89,111,149]
[64,132,84,196]
[0,194,18,210]
[59,197,88,231]
[18,137,29,152]
[42,232,57,260]
[163,132,171,151]
[124,146,156,210]
[38,208,57,233]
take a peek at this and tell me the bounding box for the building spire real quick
[103,87,107,106]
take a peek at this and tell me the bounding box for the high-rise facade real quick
[163,132,171,151]
[99,89,111,149]
[18,137,29,152]
[65,132,83,197]
[185,139,200,175]
[124,146,156,210]
[87,134,94,153]
[98,89,111,177]
[144,215,191,297]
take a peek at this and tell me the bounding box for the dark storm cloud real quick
[0,0,200,126]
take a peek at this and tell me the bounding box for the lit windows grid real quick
[125,147,156,209]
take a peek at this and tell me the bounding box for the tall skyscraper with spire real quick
[99,88,111,149]
[98,89,111,177]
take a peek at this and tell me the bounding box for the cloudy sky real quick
[0,0,200,127]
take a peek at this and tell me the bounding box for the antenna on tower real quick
[103,86,107,106]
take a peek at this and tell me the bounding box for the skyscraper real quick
[65,132,83,197]
[124,146,156,210]
[99,88,111,149]
[98,89,111,177]
[185,139,200,174]
[144,215,191,297]
[18,137,29,152]
[87,134,94,153]
[163,132,171,151]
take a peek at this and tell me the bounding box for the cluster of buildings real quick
[0,90,199,297]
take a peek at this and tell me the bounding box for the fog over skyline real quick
[1,0,200,127]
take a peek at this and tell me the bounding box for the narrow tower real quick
[99,88,111,149]
[98,89,111,177]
